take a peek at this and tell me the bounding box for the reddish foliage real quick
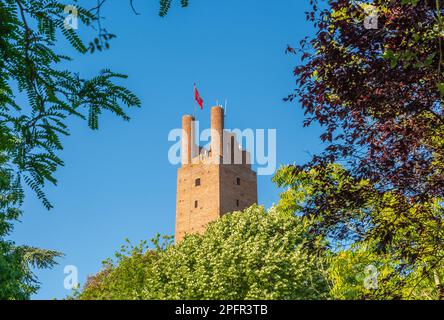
[288,0,444,200]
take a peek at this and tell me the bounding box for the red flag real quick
[194,84,204,109]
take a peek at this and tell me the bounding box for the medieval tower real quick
[175,106,258,242]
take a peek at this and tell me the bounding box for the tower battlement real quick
[175,106,258,242]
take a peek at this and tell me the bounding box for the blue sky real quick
[11,0,324,299]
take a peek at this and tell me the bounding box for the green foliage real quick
[328,243,444,300]
[0,0,143,209]
[284,0,444,300]
[77,205,331,300]
[159,0,189,17]
[0,243,61,300]
[0,143,62,299]
[0,0,141,299]
[76,167,443,300]
[0,0,184,299]
[274,163,444,299]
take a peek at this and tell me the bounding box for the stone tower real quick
[175,106,258,242]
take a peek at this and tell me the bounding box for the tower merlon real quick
[182,114,195,166]
[211,106,224,161]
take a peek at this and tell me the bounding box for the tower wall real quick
[219,164,257,216]
[175,164,220,242]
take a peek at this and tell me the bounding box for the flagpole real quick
[193,83,197,119]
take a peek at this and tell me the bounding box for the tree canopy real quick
[282,0,444,299]
[274,163,444,299]
[77,205,331,300]
[0,0,185,299]
[287,0,443,199]
[77,190,443,300]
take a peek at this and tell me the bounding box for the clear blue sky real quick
[11,0,324,299]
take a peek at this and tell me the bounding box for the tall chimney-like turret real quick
[211,106,224,161]
[182,114,194,166]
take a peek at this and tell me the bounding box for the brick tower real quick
[175,106,258,242]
